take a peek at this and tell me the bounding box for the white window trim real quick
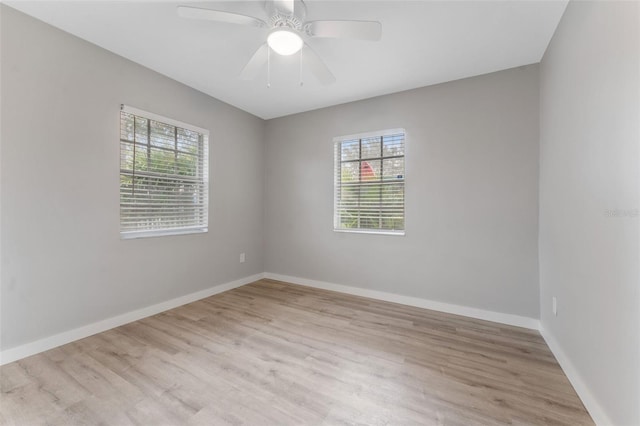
[333,128,405,143]
[121,105,209,137]
[333,128,407,236]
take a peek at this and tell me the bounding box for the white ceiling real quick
[6,1,567,119]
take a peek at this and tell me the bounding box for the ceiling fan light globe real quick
[267,29,303,56]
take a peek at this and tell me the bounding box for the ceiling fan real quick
[177,0,382,85]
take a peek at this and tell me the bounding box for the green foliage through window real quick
[120,109,208,237]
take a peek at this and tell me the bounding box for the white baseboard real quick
[539,325,612,426]
[1,270,608,425]
[263,272,540,330]
[0,272,538,365]
[0,273,265,366]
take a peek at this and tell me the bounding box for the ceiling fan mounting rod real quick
[265,0,306,25]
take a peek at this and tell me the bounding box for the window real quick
[119,105,209,238]
[334,129,405,234]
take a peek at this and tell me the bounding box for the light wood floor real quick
[1,279,593,425]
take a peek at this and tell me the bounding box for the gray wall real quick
[264,65,540,319]
[0,7,265,350]
[539,1,639,424]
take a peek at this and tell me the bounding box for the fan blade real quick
[302,44,336,85]
[177,6,266,28]
[305,20,382,41]
[239,43,269,80]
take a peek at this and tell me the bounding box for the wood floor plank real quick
[0,279,593,425]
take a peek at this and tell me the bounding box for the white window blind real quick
[119,105,209,238]
[334,129,405,235]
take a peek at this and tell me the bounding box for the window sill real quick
[333,228,405,236]
[120,227,208,240]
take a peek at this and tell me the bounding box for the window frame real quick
[333,128,406,236]
[119,105,209,239]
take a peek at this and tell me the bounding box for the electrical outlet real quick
[552,296,558,316]
[240,253,245,263]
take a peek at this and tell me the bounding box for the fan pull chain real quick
[299,48,304,87]
[267,46,271,88]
